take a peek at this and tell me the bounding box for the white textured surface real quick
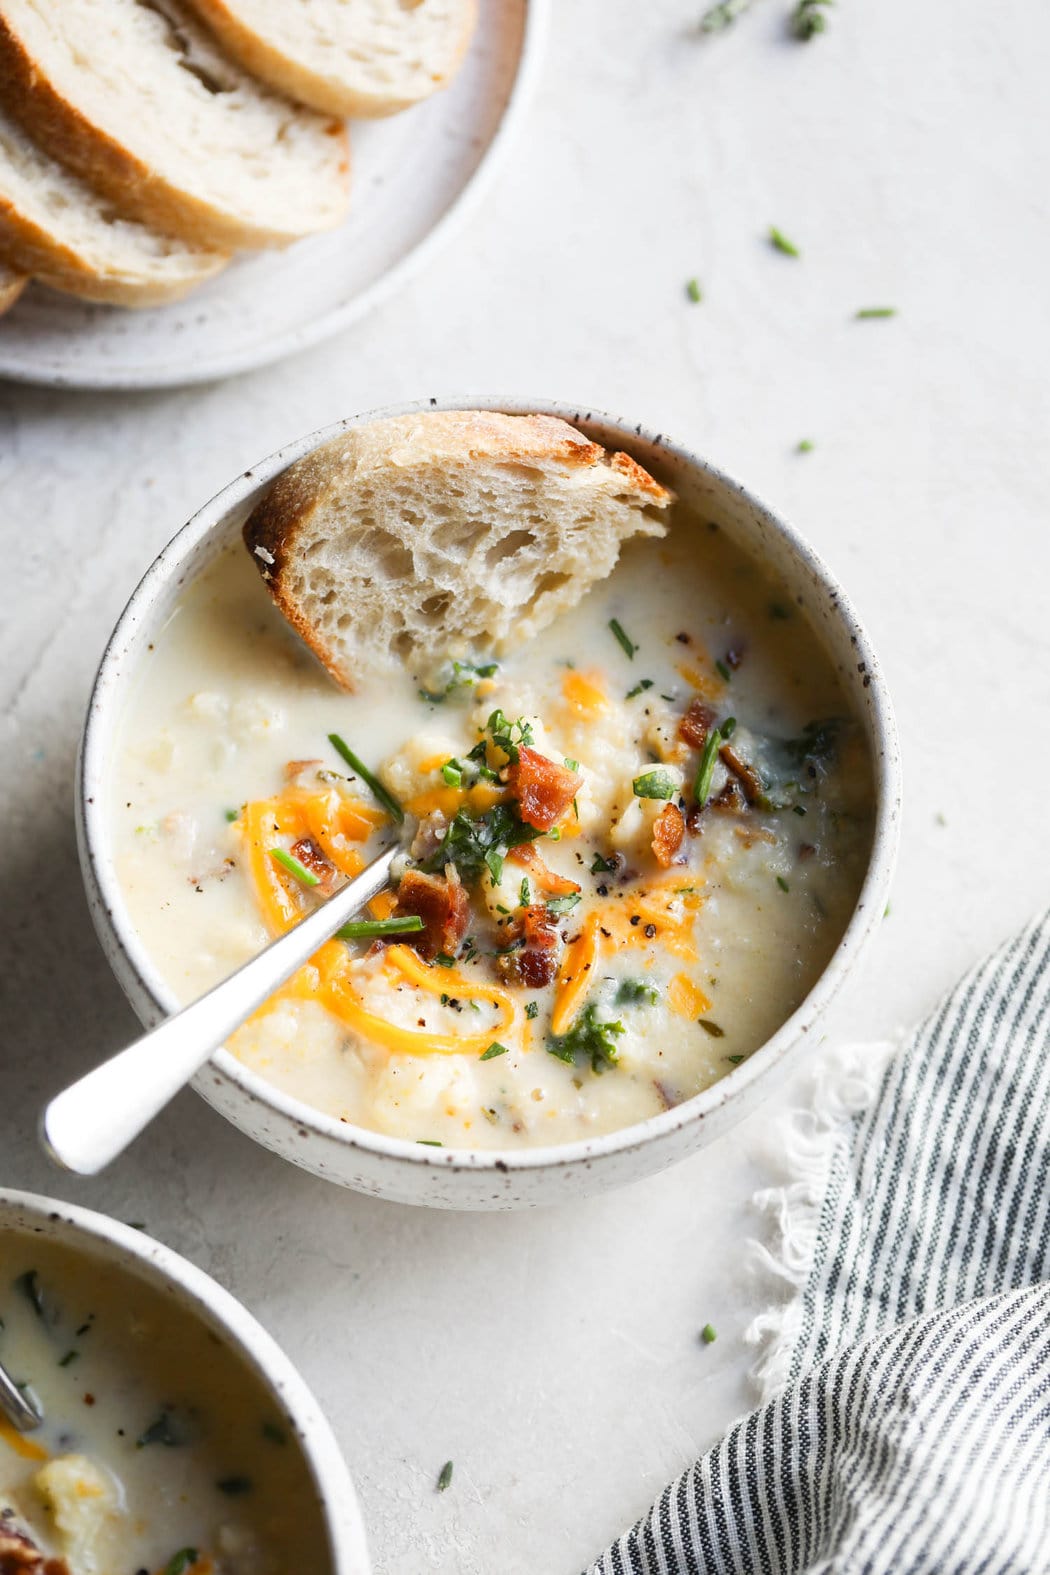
[2,0,1049,1570]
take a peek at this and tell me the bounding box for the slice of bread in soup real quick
[182,0,479,119]
[243,411,674,689]
[0,0,351,250]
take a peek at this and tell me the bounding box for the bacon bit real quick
[652,803,686,867]
[507,747,582,831]
[733,825,777,848]
[290,837,338,895]
[678,698,716,750]
[0,1522,70,1575]
[507,843,581,897]
[498,905,560,988]
[392,869,470,961]
[719,743,764,805]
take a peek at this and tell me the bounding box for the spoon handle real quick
[0,1357,43,1431]
[42,844,399,1176]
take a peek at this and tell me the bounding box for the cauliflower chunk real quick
[33,1456,121,1575]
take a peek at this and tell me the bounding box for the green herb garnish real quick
[609,618,637,659]
[224,808,239,822]
[701,1323,718,1344]
[519,878,530,907]
[419,802,543,887]
[417,1140,443,1147]
[269,847,320,887]
[58,1350,78,1368]
[546,892,582,916]
[725,1054,746,1065]
[699,0,752,30]
[791,0,832,39]
[715,659,732,682]
[328,733,404,824]
[769,602,792,620]
[591,853,618,875]
[337,915,424,941]
[525,1001,539,1020]
[441,760,463,787]
[163,1550,199,1575]
[138,1412,183,1449]
[797,439,815,453]
[686,277,703,303]
[793,804,807,816]
[419,659,499,704]
[262,1422,288,1446]
[616,979,659,1006]
[698,1020,725,1038]
[485,709,534,765]
[437,1460,454,1492]
[633,769,676,801]
[776,875,790,893]
[547,1004,625,1074]
[855,306,896,319]
[16,1271,45,1320]
[692,717,736,809]
[480,1042,508,1061]
[769,226,801,258]
[626,679,654,699]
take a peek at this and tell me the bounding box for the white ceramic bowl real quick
[0,1187,370,1571]
[77,398,902,1209]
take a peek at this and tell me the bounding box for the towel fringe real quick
[744,1038,900,1400]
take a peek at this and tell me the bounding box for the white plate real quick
[0,0,543,390]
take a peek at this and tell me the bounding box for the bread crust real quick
[0,259,25,313]
[185,0,479,118]
[243,411,673,691]
[0,7,351,250]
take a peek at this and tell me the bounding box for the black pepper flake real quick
[644,923,657,938]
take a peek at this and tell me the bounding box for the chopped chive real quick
[797,439,815,454]
[417,1139,443,1147]
[525,1001,539,1020]
[855,306,896,319]
[715,659,732,682]
[437,1460,453,1492]
[217,1476,253,1496]
[698,1019,725,1037]
[337,915,424,941]
[480,1042,508,1061]
[519,878,530,907]
[692,717,735,808]
[609,618,637,659]
[776,875,790,893]
[441,760,462,787]
[564,756,579,771]
[626,679,654,700]
[769,226,800,258]
[269,847,320,887]
[884,902,892,918]
[686,277,702,303]
[328,733,404,824]
[720,717,737,740]
[633,768,676,800]
[16,1271,45,1319]
[58,1350,78,1368]
[701,1323,718,1344]
[163,1552,199,1575]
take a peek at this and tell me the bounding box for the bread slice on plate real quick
[0,0,351,250]
[0,104,227,306]
[243,410,673,689]
[0,256,25,313]
[183,0,478,118]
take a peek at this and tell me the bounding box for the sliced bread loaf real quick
[0,257,25,312]
[0,103,227,305]
[183,0,477,119]
[243,410,673,689]
[0,0,351,250]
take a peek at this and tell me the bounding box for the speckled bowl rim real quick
[78,396,902,1182]
[0,1187,371,1573]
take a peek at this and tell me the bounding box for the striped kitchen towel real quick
[587,910,1050,1575]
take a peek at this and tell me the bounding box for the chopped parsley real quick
[418,801,543,887]
[701,1323,718,1344]
[419,658,499,704]
[784,717,841,768]
[686,277,703,303]
[547,1004,625,1074]
[485,708,534,764]
[633,768,676,800]
[791,0,832,38]
[609,618,637,659]
[699,0,752,30]
[776,875,790,893]
[616,979,659,1006]
[725,1054,746,1065]
[797,439,815,454]
[137,1412,184,1449]
[591,852,618,875]
[223,807,239,822]
[769,226,801,258]
[58,1350,78,1368]
[479,1042,508,1061]
[437,1460,454,1492]
[519,877,530,907]
[626,679,654,699]
[546,892,582,916]
[525,1001,539,1020]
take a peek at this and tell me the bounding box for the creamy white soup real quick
[110,513,873,1151]
[0,1236,332,1575]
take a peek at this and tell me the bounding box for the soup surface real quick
[110,511,873,1150]
[0,1235,332,1575]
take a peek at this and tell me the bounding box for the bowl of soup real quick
[77,399,901,1208]
[0,1188,369,1573]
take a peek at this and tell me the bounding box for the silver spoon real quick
[42,845,399,1176]
[0,1361,43,1432]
